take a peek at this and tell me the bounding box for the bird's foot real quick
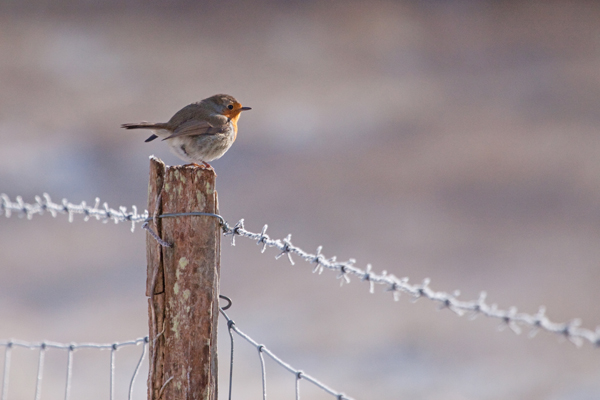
[186,161,214,171]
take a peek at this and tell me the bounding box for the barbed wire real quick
[220,309,353,400]
[2,193,599,348]
[222,220,600,348]
[0,193,148,232]
[0,337,148,400]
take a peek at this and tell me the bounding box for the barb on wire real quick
[0,337,148,400]
[222,220,600,348]
[220,308,353,400]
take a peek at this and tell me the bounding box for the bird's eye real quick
[227,104,234,110]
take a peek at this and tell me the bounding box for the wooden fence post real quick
[145,156,221,400]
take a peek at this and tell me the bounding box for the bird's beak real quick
[241,106,252,111]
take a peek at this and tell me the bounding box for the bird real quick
[122,94,251,168]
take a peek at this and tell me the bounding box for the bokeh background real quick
[1,1,600,399]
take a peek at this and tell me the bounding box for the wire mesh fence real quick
[220,309,353,400]
[0,337,148,400]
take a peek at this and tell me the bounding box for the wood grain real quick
[146,157,220,400]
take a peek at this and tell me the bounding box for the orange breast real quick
[229,113,241,141]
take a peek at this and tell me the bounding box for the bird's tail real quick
[121,122,168,130]
[121,122,170,142]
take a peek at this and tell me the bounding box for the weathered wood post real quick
[146,156,220,400]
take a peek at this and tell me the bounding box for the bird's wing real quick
[162,117,228,140]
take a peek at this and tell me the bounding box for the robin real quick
[122,94,251,167]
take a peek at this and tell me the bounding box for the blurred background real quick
[1,1,600,399]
